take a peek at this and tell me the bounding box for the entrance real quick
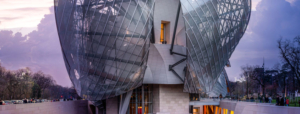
[127,84,153,114]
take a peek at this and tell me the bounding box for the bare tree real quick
[0,64,7,99]
[241,65,260,98]
[15,68,33,99]
[4,68,33,99]
[278,36,300,89]
[241,65,267,96]
[32,71,56,98]
[5,71,20,99]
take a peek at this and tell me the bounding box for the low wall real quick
[220,100,300,114]
[0,100,89,114]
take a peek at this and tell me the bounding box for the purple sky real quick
[225,0,300,81]
[0,0,300,87]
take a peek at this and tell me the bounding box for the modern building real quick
[54,0,251,114]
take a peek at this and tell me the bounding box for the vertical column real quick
[214,106,216,114]
[199,105,203,114]
[135,89,138,114]
[142,85,145,114]
[96,106,99,114]
[119,91,133,114]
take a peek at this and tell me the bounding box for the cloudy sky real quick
[0,0,300,87]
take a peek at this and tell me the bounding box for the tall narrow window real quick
[160,23,165,43]
[127,84,153,114]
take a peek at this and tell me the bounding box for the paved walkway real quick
[220,100,300,114]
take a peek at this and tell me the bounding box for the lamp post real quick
[247,72,249,99]
[236,81,238,101]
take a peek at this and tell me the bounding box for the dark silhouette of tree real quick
[31,82,41,99]
[241,65,267,96]
[0,64,7,99]
[278,36,300,88]
[32,71,55,97]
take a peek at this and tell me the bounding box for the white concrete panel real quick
[144,44,186,84]
[157,84,190,114]
[153,0,186,46]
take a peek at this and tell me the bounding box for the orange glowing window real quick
[160,23,164,43]
[193,108,199,114]
[204,106,207,114]
[223,109,228,114]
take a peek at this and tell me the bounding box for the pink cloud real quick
[0,7,71,87]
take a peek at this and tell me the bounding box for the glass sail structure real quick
[209,69,229,97]
[54,0,155,101]
[181,0,251,94]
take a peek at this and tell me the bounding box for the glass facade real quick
[127,84,153,114]
[54,0,155,101]
[209,69,229,97]
[181,0,251,94]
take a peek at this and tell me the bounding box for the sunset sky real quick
[0,0,300,87]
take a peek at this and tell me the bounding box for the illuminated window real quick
[223,109,228,114]
[215,107,218,114]
[193,108,199,114]
[127,85,153,114]
[160,23,165,43]
[190,93,200,101]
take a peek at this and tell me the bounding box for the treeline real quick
[228,64,300,98]
[227,36,300,98]
[0,64,79,100]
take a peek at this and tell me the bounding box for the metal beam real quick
[170,2,181,55]
[168,58,186,82]
[83,53,142,66]
[169,58,186,70]
[170,69,184,82]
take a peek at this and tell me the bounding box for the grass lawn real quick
[271,99,300,107]
[289,103,300,107]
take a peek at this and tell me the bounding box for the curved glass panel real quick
[209,68,229,97]
[54,0,155,101]
[181,0,251,93]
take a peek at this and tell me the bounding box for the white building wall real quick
[153,0,186,46]
[153,84,189,114]
[153,84,160,113]
[143,44,186,84]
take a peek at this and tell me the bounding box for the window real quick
[127,84,153,114]
[190,93,200,101]
[160,23,165,44]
